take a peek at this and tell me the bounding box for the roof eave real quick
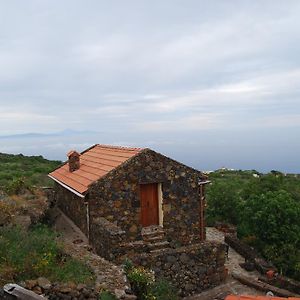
[48,174,85,198]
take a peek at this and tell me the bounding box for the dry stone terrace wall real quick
[132,241,226,297]
[89,149,204,245]
[54,183,88,236]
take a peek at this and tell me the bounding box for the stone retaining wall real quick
[90,217,152,262]
[89,217,126,261]
[131,241,226,297]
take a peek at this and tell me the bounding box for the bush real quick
[126,267,155,299]
[150,279,178,300]
[0,201,14,225]
[123,259,178,300]
[5,178,32,195]
[0,225,94,285]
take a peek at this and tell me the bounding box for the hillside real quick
[0,152,61,191]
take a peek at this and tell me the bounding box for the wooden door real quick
[140,183,159,227]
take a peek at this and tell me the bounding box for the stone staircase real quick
[141,225,170,253]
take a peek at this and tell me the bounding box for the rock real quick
[4,283,46,299]
[76,283,86,291]
[59,286,72,294]
[95,282,108,291]
[123,295,137,300]
[82,288,90,297]
[25,279,38,290]
[184,283,195,291]
[32,286,43,295]
[37,277,51,290]
[114,201,122,208]
[166,255,177,263]
[179,253,189,263]
[129,225,137,233]
[66,282,76,290]
[114,288,125,298]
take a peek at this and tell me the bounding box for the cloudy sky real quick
[0,1,300,172]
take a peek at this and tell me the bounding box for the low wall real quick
[89,217,126,261]
[131,241,226,297]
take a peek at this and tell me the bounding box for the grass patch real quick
[99,291,118,300]
[0,225,94,286]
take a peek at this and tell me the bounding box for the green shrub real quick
[123,261,178,300]
[5,178,32,195]
[150,279,178,300]
[126,267,155,299]
[0,201,13,225]
[123,258,134,274]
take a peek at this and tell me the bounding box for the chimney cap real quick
[67,150,80,157]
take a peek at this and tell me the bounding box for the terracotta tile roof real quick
[49,144,143,195]
[225,296,300,300]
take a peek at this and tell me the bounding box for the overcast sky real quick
[0,1,300,172]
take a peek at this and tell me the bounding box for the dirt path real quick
[53,208,130,299]
[206,227,260,280]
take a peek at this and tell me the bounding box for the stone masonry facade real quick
[88,149,205,246]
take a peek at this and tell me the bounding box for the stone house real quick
[49,144,226,296]
[49,144,208,247]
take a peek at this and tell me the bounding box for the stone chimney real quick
[67,150,80,172]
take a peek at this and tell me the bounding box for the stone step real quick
[142,233,165,243]
[148,241,170,251]
[141,225,164,236]
[141,226,165,240]
[149,247,170,254]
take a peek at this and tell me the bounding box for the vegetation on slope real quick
[0,153,94,288]
[0,225,94,286]
[206,169,300,280]
[0,152,61,191]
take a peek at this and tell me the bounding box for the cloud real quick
[257,114,300,128]
[0,1,300,171]
[138,113,222,132]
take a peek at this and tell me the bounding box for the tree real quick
[241,190,300,277]
[206,181,242,225]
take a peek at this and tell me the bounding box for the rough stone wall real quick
[89,217,126,261]
[131,241,226,297]
[54,183,88,235]
[89,149,205,245]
